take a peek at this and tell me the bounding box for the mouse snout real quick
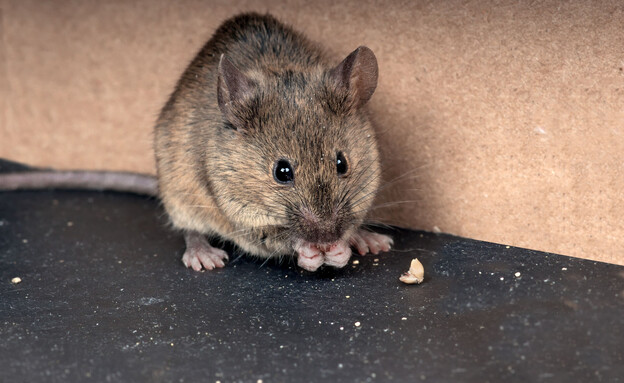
[296,206,344,244]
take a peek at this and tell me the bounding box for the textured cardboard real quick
[2,0,623,264]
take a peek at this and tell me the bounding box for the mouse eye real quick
[273,159,294,184]
[336,151,349,177]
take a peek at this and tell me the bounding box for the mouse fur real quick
[0,13,392,272]
[155,12,392,271]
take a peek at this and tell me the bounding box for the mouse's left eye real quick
[273,159,294,184]
[336,151,349,177]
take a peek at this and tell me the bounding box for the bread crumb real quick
[399,258,424,284]
[11,277,22,284]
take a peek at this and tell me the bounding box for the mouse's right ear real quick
[217,54,255,130]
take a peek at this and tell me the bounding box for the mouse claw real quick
[349,230,393,256]
[182,231,229,271]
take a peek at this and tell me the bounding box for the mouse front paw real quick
[349,230,393,256]
[294,241,325,272]
[182,231,229,271]
[322,241,352,268]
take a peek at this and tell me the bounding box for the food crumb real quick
[515,272,521,277]
[11,277,22,284]
[400,258,424,284]
[354,321,361,327]
[401,317,407,321]
[562,267,568,271]
[352,260,360,265]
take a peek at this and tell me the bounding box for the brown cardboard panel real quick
[2,0,623,264]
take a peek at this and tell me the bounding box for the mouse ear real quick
[329,46,378,111]
[217,54,255,129]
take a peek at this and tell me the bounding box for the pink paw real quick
[294,241,325,272]
[323,242,352,268]
[349,230,393,256]
[295,240,353,271]
[182,232,229,271]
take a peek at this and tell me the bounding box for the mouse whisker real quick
[341,173,382,211]
[361,220,397,231]
[185,204,222,210]
[373,167,429,195]
[354,200,420,215]
[335,163,379,212]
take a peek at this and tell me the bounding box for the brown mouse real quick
[0,13,392,272]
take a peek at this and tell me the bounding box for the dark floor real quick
[0,162,623,382]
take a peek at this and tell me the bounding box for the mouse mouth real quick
[293,206,350,244]
[301,230,342,245]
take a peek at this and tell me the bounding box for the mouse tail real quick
[0,170,158,197]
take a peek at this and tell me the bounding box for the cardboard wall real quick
[2,0,623,265]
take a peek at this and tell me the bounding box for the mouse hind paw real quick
[182,231,229,271]
[349,230,393,256]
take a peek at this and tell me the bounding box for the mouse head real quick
[210,47,381,247]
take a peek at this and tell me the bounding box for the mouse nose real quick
[297,206,344,244]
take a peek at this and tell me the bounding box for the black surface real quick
[1,180,623,382]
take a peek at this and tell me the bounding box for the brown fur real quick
[154,13,381,258]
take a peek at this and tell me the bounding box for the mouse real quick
[0,12,393,273]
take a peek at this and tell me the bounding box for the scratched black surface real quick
[0,165,623,383]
